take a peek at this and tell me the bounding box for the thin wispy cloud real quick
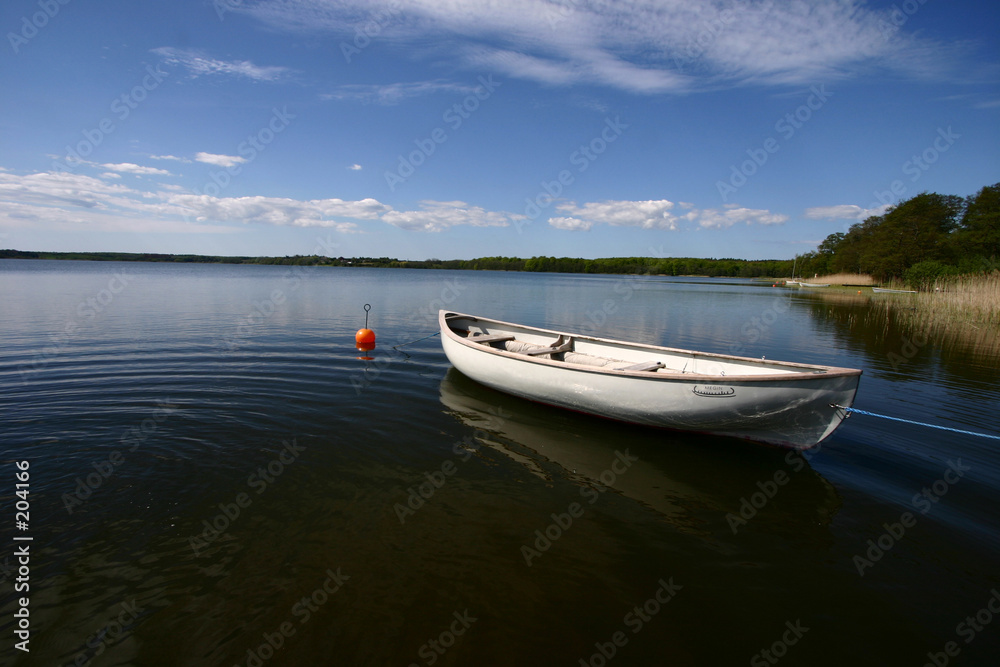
[381,200,521,232]
[42,158,174,177]
[100,162,172,176]
[169,194,385,229]
[149,154,192,163]
[234,0,962,93]
[694,206,787,229]
[152,47,292,82]
[0,171,136,211]
[322,80,480,105]
[805,204,890,221]
[0,198,236,235]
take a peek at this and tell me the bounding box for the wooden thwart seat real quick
[616,361,665,372]
[471,334,516,344]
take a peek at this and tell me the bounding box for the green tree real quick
[952,182,1000,264]
[830,216,879,274]
[844,193,962,281]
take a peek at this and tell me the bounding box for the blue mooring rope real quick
[834,405,1000,441]
[391,331,440,350]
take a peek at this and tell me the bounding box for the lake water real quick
[1,259,998,666]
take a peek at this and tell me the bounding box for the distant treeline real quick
[0,249,797,278]
[391,256,799,277]
[0,250,327,265]
[794,183,999,286]
[0,250,265,264]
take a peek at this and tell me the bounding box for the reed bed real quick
[880,272,1000,360]
[808,271,1000,358]
[919,271,1000,328]
[812,271,999,326]
[810,273,876,286]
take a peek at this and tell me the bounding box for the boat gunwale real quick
[440,310,862,383]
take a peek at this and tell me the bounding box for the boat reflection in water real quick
[439,368,842,540]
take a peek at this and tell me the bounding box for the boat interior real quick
[447,315,825,378]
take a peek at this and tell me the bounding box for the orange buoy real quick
[355,304,375,347]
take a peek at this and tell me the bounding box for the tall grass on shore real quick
[812,271,999,327]
[808,271,1000,358]
[875,270,1000,328]
[862,272,1000,362]
[925,271,1000,327]
[810,273,876,286]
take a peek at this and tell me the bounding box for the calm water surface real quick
[1,260,998,666]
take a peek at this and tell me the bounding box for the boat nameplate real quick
[692,385,736,398]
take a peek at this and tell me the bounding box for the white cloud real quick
[348,164,363,171]
[1,169,787,242]
[235,0,956,94]
[100,162,172,176]
[41,157,173,177]
[553,199,679,230]
[804,204,889,220]
[0,170,520,235]
[0,171,138,209]
[167,194,388,230]
[464,48,583,87]
[152,47,291,82]
[548,199,787,231]
[0,199,239,235]
[0,170,385,235]
[195,152,248,168]
[381,200,521,232]
[694,207,788,229]
[0,171,224,233]
[548,216,593,232]
[322,80,479,105]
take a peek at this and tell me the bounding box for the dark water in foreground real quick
[1,260,998,666]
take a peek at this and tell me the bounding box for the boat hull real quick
[439,311,861,449]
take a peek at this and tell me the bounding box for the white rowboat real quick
[439,311,862,449]
[872,287,917,294]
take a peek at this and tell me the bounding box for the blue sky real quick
[1,0,997,261]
